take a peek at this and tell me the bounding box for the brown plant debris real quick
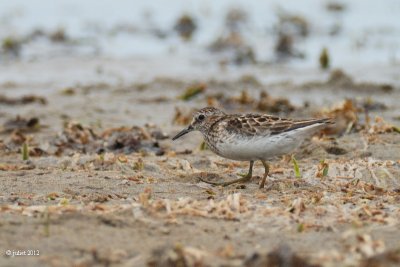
[51,122,165,156]
[1,116,40,133]
[323,145,348,155]
[0,94,47,105]
[0,192,251,221]
[208,31,256,65]
[287,197,306,215]
[148,244,210,267]
[274,13,308,59]
[316,160,329,178]
[326,2,346,12]
[173,107,196,125]
[275,34,295,58]
[209,32,245,52]
[319,99,399,136]
[368,117,400,135]
[361,248,400,267]
[10,130,28,145]
[277,13,309,37]
[350,234,385,258]
[245,245,321,267]
[225,8,248,31]
[235,90,253,105]
[257,91,296,113]
[209,90,295,114]
[319,47,330,69]
[49,28,68,43]
[145,193,249,220]
[304,69,394,93]
[174,15,197,40]
[320,99,358,135]
[179,83,207,101]
[327,69,354,87]
[0,163,35,171]
[2,36,21,56]
[361,98,387,112]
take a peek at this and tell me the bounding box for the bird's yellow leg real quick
[199,161,254,186]
[259,160,270,189]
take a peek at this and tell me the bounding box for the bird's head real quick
[172,107,225,140]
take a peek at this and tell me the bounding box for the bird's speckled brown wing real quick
[223,114,331,137]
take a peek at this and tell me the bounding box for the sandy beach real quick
[1,1,400,266]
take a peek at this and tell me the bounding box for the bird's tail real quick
[290,117,334,131]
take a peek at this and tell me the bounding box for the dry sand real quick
[1,58,400,267]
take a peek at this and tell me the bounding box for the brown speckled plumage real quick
[172,107,333,188]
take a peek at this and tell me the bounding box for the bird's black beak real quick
[172,125,193,140]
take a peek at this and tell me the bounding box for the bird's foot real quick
[198,175,252,187]
[259,174,269,189]
[237,172,252,179]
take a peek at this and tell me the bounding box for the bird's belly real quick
[213,134,300,161]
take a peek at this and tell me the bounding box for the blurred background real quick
[1,0,400,78]
[1,0,400,141]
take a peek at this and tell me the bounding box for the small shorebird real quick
[172,107,332,188]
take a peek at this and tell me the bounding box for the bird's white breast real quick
[210,124,322,161]
[214,135,292,161]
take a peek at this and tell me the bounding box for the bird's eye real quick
[198,114,205,121]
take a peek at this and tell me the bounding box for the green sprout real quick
[320,159,329,177]
[292,155,301,178]
[22,143,29,161]
[319,47,330,69]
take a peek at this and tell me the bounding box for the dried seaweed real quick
[51,122,165,156]
[174,15,197,40]
[320,99,359,135]
[245,245,321,267]
[148,244,210,267]
[208,90,295,114]
[316,160,329,178]
[319,47,330,69]
[361,249,400,267]
[209,32,245,52]
[142,193,249,220]
[257,91,295,113]
[0,94,47,105]
[1,116,40,133]
[1,36,21,56]
[304,69,394,93]
[173,107,195,125]
[179,83,207,101]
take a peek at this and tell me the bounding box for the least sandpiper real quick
[172,107,332,188]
